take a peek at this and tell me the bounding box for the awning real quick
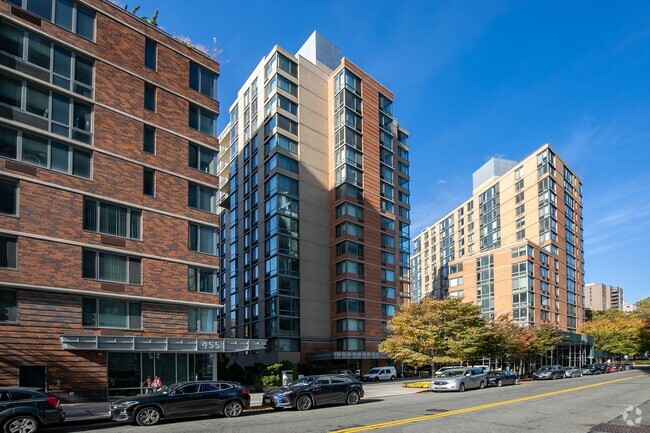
[60,335,266,353]
[307,351,390,361]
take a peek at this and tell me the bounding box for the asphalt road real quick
[48,369,650,433]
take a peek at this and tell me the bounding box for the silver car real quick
[430,368,486,392]
[564,367,583,378]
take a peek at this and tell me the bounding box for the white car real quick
[434,366,463,377]
[362,367,397,381]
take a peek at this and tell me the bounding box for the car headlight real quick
[115,401,139,409]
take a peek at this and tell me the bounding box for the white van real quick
[362,366,397,382]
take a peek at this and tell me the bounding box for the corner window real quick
[82,250,141,284]
[188,267,216,294]
[189,62,217,100]
[144,39,157,70]
[82,298,141,329]
[189,104,216,136]
[188,143,216,174]
[15,0,95,40]
[188,223,216,255]
[0,290,17,323]
[188,307,217,333]
[0,236,17,269]
[188,183,216,213]
[0,178,18,216]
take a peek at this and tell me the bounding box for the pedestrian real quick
[144,376,152,394]
[152,375,163,392]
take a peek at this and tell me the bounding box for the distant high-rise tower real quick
[411,145,584,331]
[217,32,411,371]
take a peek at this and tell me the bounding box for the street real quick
[47,369,650,433]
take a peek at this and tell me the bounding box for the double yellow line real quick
[332,374,645,432]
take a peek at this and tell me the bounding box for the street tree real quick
[580,308,645,358]
[378,297,486,370]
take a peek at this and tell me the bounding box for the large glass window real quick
[337,318,365,332]
[82,298,141,329]
[189,62,217,100]
[265,153,298,174]
[82,250,141,284]
[336,299,364,313]
[0,236,17,269]
[335,279,364,294]
[188,267,216,294]
[0,290,17,323]
[265,173,298,198]
[335,202,363,219]
[83,198,141,240]
[264,133,298,155]
[188,183,216,213]
[0,126,90,178]
[188,223,216,255]
[189,104,217,136]
[0,178,18,216]
[188,308,217,333]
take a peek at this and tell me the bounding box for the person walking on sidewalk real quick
[152,375,163,392]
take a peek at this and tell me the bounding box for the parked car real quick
[362,366,397,382]
[485,370,519,387]
[595,363,608,374]
[532,365,565,380]
[434,366,461,377]
[581,364,600,375]
[262,375,364,411]
[564,367,583,378]
[0,387,65,433]
[606,365,618,373]
[109,381,250,426]
[429,368,486,392]
[622,363,634,370]
[328,370,354,377]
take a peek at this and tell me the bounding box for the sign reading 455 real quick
[198,339,224,351]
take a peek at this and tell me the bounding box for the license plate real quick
[435,386,443,389]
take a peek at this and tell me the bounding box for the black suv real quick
[109,381,250,426]
[0,388,65,433]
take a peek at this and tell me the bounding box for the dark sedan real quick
[486,370,519,387]
[581,364,600,375]
[532,365,565,380]
[109,381,250,426]
[0,388,65,433]
[262,374,364,411]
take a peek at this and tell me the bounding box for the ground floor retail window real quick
[107,352,213,398]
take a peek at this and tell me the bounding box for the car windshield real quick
[537,366,553,371]
[486,371,501,376]
[437,370,464,378]
[367,368,381,374]
[288,377,313,386]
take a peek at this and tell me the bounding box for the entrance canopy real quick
[60,335,267,353]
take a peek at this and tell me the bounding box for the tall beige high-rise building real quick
[584,283,624,311]
[411,144,584,331]
[217,32,411,371]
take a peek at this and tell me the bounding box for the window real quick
[265,133,298,154]
[336,279,364,294]
[334,69,361,95]
[189,62,217,99]
[382,304,395,317]
[188,183,216,213]
[0,178,18,216]
[336,240,364,257]
[143,169,155,196]
[189,104,217,136]
[188,143,216,175]
[515,192,524,204]
[0,75,93,143]
[0,236,17,269]
[515,204,525,216]
[188,307,217,332]
[83,298,141,329]
[189,223,216,255]
[82,250,141,284]
[143,125,155,154]
[188,267,216,294]
[83,198,141,240]
[381,233,395,248]
[144,83,156,111]
[0,290,17,322]
[381,286,395,299]
[265,173,298,199]
[14,0,95,40]
[381,268,395,282]
[336,299,365,313]
[144,39,157,70]
[336,221,363,238]
[336,260,364,276]
[516,229,525,240]
[335,202,363,219]
[265,153,298,174]
[337,318,365,332]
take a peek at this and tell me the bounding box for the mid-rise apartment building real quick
[411,144,584,331]
[217,32,411,371]
[584,283,624,311]
[0,0,230,399]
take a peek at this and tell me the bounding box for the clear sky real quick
[127,0,650,303]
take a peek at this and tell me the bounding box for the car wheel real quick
[223,400,244,418]
[4,416,39,433]
[346,390,360,405]
[479,381,485,389]
[136,407,162,426]
[390,376,396,381]
[497,379,502,387]
[458,383,466,392]
[296,395,313,411]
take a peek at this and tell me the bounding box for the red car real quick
[606,366,617,373]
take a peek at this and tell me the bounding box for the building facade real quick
[217,32,411,371]
[411,144,584,331]
[584,283,624,311]
[0,0,231,400]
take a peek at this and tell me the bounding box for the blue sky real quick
[129,0,650,303]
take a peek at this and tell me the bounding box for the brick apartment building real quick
[0,0,235,400]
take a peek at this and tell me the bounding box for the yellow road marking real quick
[331,374,645,433]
